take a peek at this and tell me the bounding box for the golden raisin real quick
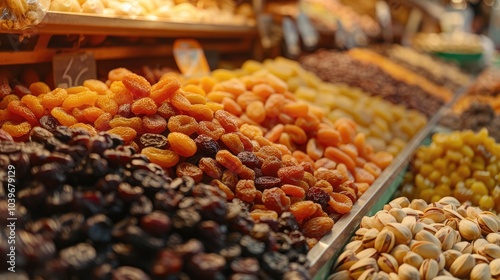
[199,157,222,178]
[216,150,243,173]
[176,162,203,183]
[142,147,179,168]
[262,187,290,214]
[107,126,137,142]
[302,217,334,239]
[168,132,197,157]
[235,180,257,202]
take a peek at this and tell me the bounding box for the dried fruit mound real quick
[0,128,311,279]
[401,129,500,211]
[0,67,394,245]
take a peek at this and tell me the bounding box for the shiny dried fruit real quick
[150,77,181,104]
[262,187,290,214]
[123,73,151,98]
[168,115,198,136]
[131,97,157,115]
[216,150,243,173]
[142,147,179,168]
[168,132,197,157]
[302,217,334,239]
[235,180,257,202]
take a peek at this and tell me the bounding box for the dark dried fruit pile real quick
[0,127,311,280]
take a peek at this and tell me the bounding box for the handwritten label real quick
[297,12,319,49]
[53,52,96,88]
[173,39,210,77]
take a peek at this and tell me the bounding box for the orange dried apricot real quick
[83,79,110,95]
[328,193,353,214]
[262,187,290,214]
[364,162,382,177]
[281,184,305,198]
[325,147,356,173]
[131,97,157,115]
[150,77,181,104]
[264,124,284,142]
[264,94,285,118]
[317,127,341,147]
[221,97,243,116]
[235,180,257,202]
[170,91,192,111]
[211,179,234,201]
[289,201,317,223]
[110,81,134,106]
[167,115,198,136]
[62,91,99,110]
[183,84,206,96]
[168,132,197,157]
[188,104,213,122]
[220,133,245,155]
[81,107,105,123]
[122,73,151,98]
[216,150,243,173]
[339,144,358,162]
[41,88,68,110]
[20,95,45,118]
[69,123,97,136]
[0,95,19,109]
[240,124,263,139]
[197,120,225,140]
[94,113,112,131]
[252,83,275,99]
[8,100,38,125]
[199,157,222,178]
[283,102,309,118]
[246,101,266,123]
[66,86,89,95]
[354,167,375,184]
[141,147,179,168]
[284,124,307,145]
[157,102,177,119]
[50,107,78,126]
[29,82,51,96]
[206,102,224,112]
[302,217,334,239]
[2,121,31,137]
[369,151,394,169]
[176,162,203,183]
[96,96,119,116]
[183,92,206,105]
[109,116,143,133]
[108,68,133,82]
[214,110,239,132]
[107,126,137,142]
[71,107,87,123]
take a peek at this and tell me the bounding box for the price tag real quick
[282,17,300,57]
[173,39,210,77]
[53,52,96,88]
[297,12,319,49]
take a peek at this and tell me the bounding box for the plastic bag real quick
[1,0,50,30]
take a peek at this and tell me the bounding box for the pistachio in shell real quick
[388,272,400,280]
[486,232,500,245]
[401,216,422,236]
[361,216,374,229]
[480,211,500,228]
[388,208,407,223]
[415,229,441,247]
[385,223,412,245]
[470,263,491,280]
[377,253,399,274]
[349,257,378,279]
[490,258,500,278]
[419,258,439,280]
[466,207,481,219]
[438,196,461,206]
[423,207,446,223]
[358,268,382,280]
[471,253,489,264]
[435,252,446,271]
[355,228,370,240]
[421,223,438,235]
[362,228,380,248]
[401,207,419,218]
[327,270,350,280]
[410,241,441,259]
[433,276,459,280]
[398,263,420,280]
[449,253,475,279]
[442,207,464,221]
[356,248,379,260]
[390,197,410,208]
[435,226,458,251]
[444,218,460,230]
[333,249,358,272]
[452,241,473,254]
[471,238,489,254]
[374,229,396,254]
[373,213,397,231]
[477,243,500,261]
[443,250,462,271]
[409,199,427,212]
[345,240,364,254]
[402,251,423,269]
[390,244,410,265]
[458,218,481,241]
[378,271,390,280]
[476,214,499,235]
[420,218,435,225]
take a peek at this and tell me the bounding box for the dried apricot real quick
[168,132,197,157]
[62,91,99,110]
[328,193,353,214]
[284,124,307,145]
[94,113,112,131]
[214,110,238,133]
[249,209,278,222]
[278,165,304,185]
[188,104,213,122]
[20,95,45,118]
[170,91,192,111]
[211,180,234,201]
[281,184,305,198]
[238,166,256,180]
[265,124,284,142]
[29,82,51,96]
[157,102,177,119]
[289,201,317,223]
[108,68,133,82]
[216,150,243,173]
[83,79,110,95]
[107,126,137,142]
[317,127,341,147]
[2,121,31,137]
[141,147,179,168]
[262,187,290,214]
[325,147,356,173]
[354,167,375,184]
[131,97,157,115]
[110,81,134,105]
[96,96,119,116]
[41,88,68,110]
[109,116,143,133]
[245,101,266,123]
[197,120,225,140]
[142,114,167,134]
[198,157,222,178]
[235,180,257,202]
[369,151,394,169]
[302,217,334,239]
[221,133,245,155]
[240,124,263,139]
[0,95,19,109]
[123,73,151,98]
[176,162,203,183]
[252,83,275,99]
[167,115,198,135]
[221,170,239,190]
[6,100,37,125]
[283,102,309,118]
[221,97,243,116]
[81,107,105,123]
[69,123,97,136]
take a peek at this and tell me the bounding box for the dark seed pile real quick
[0,126,311,280]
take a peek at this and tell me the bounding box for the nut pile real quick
[0,68,395,245]
[299,49,452,117]
[328,196,500,280]
[401,129,500,211]
[239,57,427,155]
[0,128,311,279]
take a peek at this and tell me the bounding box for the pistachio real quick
[398,263,420,280]
[420,218,435,225]
[423,207,446,223]
[355,228,370,240]
[390,197,410,208]
[436,252,446,271]
[452,241,473,254]
[471,253,489,264]
[444,218,460,230]
[373,213,397,231]
[356,248,379,260]
[466,207,481,219]
[435,226,458,251]
[458,218,481,241]
[363,228,380,248]
[443,249,462,270]
[456,204,468,218]
[388,272,400,280]
[449,253,475,278]
[401,216,423,236]
[431,223,446,231]
[471,238,489,254]
[388,208,407,223]
[439,269,455,277]
[349,258,378,279]
[361,216,373,229]
[480,211,500,229]
[374,229,396,253]
[438,196,461,206]
[421,223,438,235]
[443,208,464,221]
[442,204,457,211]
[377,253,399,274]
[411,240,441,259]
[357,268,382,280]
[433,276,459,280]
[486,232,500,245]
[470,263,491,280]
[490,258,500,278]
[345,240,364,253]
[419,258,439,280]
[327,270,350,280]
[378,271,390,280]
[477,243,500,261]
[477,214,499,235]
[415,230,441,247]
[403,251,423,268]
[409,199,427,211]
[385,223,412,245]
[333,250,358,271]
[390,244,410,265]
[401,208,419,218]
[429,201,444,208]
